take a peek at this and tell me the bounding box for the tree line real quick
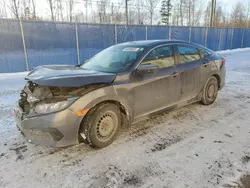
[0,0,249,28]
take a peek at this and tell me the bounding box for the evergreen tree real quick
[160,0,172,25]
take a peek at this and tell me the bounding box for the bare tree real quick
[145,0,160,25]
[97,0,108,23]
[193,0,206,26]
[68,0,74,22]
[172,6,180,25]
[175,0,192,26]
[203,1,211,26]
[110,2,114,23]
[0,4,4,18]
[10,0,20,19]
[31,0,37,19]
[192,0,197,26]
[170,0,205,26]
[22,0,27,18]
[179,0,184,25]
[108,1,124,24]
[190,0,203,26]
[55,0,64,21]
[213,5,224,27]
[84,0,90,23]
[178,0,204,26]
[47,0,55,22]
[21,0,32,19]
[84,0,97,23]
[89,1,95,23]
[246,2,250,27]
[186,0,191,26]
[177,0,191,26]
[231,2,246,28]
[0,1,8,18]
[136,0,143,24]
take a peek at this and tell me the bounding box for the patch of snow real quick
[218,47,250,54]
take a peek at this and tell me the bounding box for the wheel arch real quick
[79,99,131,132]
[212,74,221,89]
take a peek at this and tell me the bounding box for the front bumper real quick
[13,104,83,147]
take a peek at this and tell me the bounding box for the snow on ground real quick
[0,49,250,188]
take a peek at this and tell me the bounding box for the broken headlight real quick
[35,101,71,114]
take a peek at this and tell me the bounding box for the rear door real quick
[132,45,181,118]
[175,45,203,101]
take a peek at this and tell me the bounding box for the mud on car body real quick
[14,40,226,148]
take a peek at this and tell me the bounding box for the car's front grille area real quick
[30,128,64,141]
[30,129,53,140]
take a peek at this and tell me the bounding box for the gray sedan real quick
[14,40,226,148]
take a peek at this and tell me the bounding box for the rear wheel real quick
[201,76,219,105]
[79,103,121,148]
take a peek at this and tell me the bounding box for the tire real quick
[79,103,121,148]
[201,76,219,105]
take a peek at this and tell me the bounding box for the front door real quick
[132,45,181,118]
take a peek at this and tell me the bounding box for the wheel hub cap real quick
[96,112,117,140]
[208,84,215,98]
[98,116,114,137]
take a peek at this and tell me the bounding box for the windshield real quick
[81,45,145,73]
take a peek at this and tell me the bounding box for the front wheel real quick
[201,76,219,105]
[79,103,121,148]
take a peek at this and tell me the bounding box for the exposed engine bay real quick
[19,81,105,116]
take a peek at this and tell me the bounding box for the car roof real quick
[118,40,213,52]
[120,40,191,47]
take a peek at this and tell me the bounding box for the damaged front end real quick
[14,81,106,147]
[13,65,117,147]
[19,81,105,117]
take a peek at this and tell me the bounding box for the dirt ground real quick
[0,49,250,188]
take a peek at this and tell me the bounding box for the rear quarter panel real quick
[206,53,225,88]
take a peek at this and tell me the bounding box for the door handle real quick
[203,62,209,67]
[171,72,179,78]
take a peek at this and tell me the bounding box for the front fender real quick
[68,85,133,123]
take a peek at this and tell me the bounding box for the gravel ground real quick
[0,49,250,188]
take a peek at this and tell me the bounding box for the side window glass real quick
[177,45,201,64]
[141,46,175,68]
[200,49,211,58]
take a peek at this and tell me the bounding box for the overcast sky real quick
[34,0,250,13]
[219,0,249,9]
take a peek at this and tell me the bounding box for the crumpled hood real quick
[25,65,117,87]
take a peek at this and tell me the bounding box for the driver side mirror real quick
[136,64,159,75]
